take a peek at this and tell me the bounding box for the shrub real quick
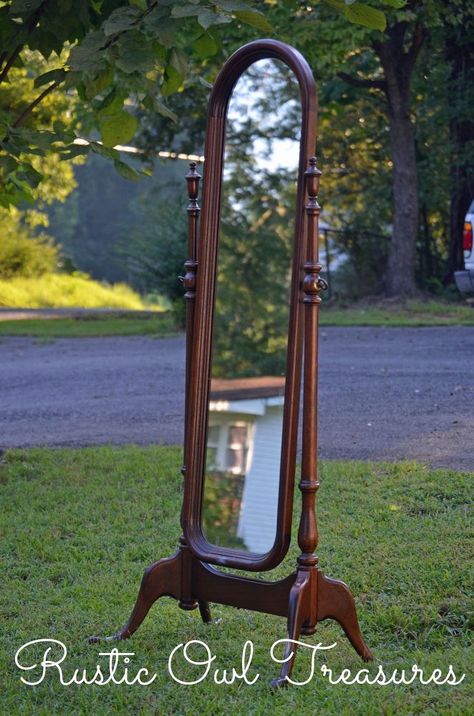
[0,209,60,279]
[0,273,162,310]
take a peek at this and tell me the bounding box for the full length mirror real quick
[202,59,301,553]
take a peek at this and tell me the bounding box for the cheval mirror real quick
[90,39,372,687]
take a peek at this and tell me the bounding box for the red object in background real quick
[463,221,473,252]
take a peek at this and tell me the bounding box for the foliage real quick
[47,151,145,284]
[135,1,472,298]
[202,470,246,549]
[0,52,81,280]
[0,271,158,309]
[0,0,396,207]
[46,154,190,287]
[0,47,80,207]
[118,181,189,324]
[0,207,59,278]
[0,447,472,713]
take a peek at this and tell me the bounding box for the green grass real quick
[1,447,472,715]
[0,312,179,338]
[0,273,165,311]
[320,299,474,327]
[0,299,472,338]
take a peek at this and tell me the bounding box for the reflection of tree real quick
[212,62,299,379]
[202,471,246,549]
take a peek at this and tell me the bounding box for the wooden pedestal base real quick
[89,541,372,687]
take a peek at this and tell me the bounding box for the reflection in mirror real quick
[202,59,301,553]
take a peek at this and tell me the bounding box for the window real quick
[206,421,252,475]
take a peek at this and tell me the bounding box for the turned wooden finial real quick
[185,160,201,204]
[305,155,322,201]
[182,162,201,301]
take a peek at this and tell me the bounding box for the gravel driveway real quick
[1,327,472,471]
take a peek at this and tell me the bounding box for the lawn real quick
[0,312,178,338]
[0,299,472,338]
[1,447,471,715]
[320,299,474,327]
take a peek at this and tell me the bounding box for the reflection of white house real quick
[209,377,285,553]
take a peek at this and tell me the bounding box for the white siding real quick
[237,404,283,552]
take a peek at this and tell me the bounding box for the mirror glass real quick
[202,59,301,553]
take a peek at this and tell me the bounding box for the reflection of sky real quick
[226,59,300,174]
[226,60,340,269]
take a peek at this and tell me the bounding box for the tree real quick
[272,0,427,297]
[0,0,393,206]
[0,52,81,275]
[0,0,277,207]
[0,208,59,278]
[119,182,189,323]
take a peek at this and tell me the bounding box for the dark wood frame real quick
[182,39,316,572]
[90,40,372,687]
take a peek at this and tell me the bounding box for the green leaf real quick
[153,99,178,122]
[103,6,140,36]
[198,75,213,89]
[52,122,75,143]
[114,158,140,180]
[344,2,386,31]
[169,48,188,77]
[29,28,65,59]
[161,66,183,96]
[213,0,254,9]
[144,14,177,48]
[233,10,273,32]
[59,143,91,160]
[69,31,107,72]
[90,141,120,160]
[382,0,405,7]
[16,163,43,188]
[11,127,58,150]
[84,66,114,99]
[192,32,220,58]
[115,30,156,73]
[9,0,43,14]
[197,9,220,30]
[34,68,66,88]
[96,89,125,117]
[0,155,19,175]
[171,5,200,18]
[0,8,26,53]
[99,110,138,147]
[7,177,35,204]
[323,0,349,12]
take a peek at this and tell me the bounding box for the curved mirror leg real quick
[88,553,182,643]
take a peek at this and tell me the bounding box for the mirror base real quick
[88,541,372,685]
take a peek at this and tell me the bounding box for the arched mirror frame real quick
[181,40,317,571]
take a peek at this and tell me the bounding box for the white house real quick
[207,376,285,553]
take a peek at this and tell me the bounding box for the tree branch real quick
[0,0,50,85]
[12,81,59,128]
[0,44,23,84]
[338,72,387,93]
[404,22,427,73]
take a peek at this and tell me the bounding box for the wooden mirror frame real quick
[90,40,373,687]
[182,39,317,571]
